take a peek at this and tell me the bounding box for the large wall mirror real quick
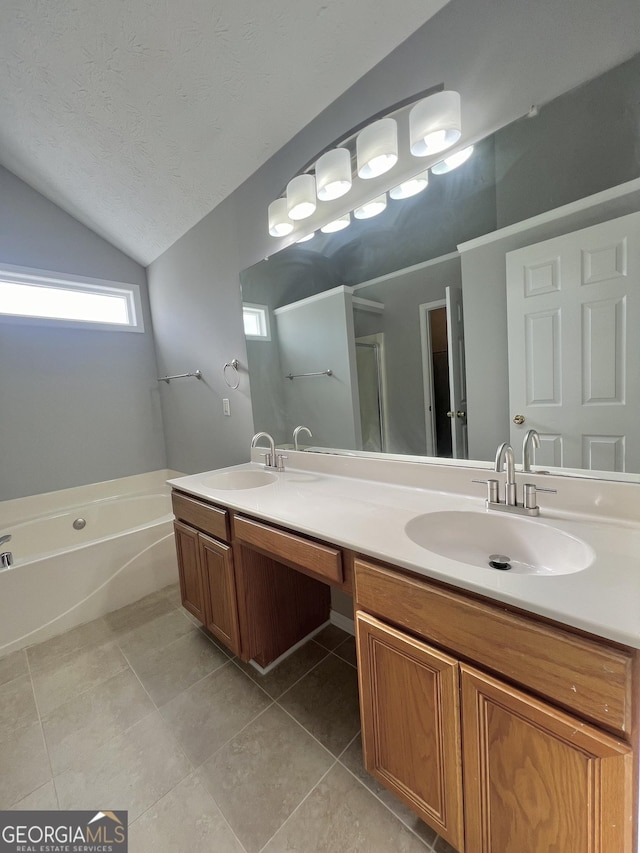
[241,53,640,482]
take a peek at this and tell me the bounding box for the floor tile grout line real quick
[25,616,115,673]
[337,757,435,851]
[34,653,131,722]
[50,707,160,786]
[0,650,30,690]
[230,644,332,701]
[115,614,231,676]
[337,729,363,759]
[192,768,253,853]
[273,697,357,760]
[107,602,191,650]
[127,769,251,853]
[23,650,59,809]
[330,646,357,669]
[198,701,276,770]
[135,655,236,711]
[256,759,339,853]
[115,645,208,778]
[20,586,181,675]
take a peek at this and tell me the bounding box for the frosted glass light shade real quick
[389,170,429,200]
[316,148,352,200]
[430,145,474,174]
[268,198,294,237]
[357,118,398,179]
[297,232,315,243]
[321,213,350,233]
[354,194,387,219]
[410,90,461,157]
[287,174,317,220]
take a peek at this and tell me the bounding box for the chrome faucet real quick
[251,432,286,471]
[293,425,312,451]
[495,442,517,506]
[0,534,13,569]
[522,428,540,473]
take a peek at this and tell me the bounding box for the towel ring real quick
[223,358,240,389]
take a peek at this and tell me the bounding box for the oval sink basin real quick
[202,470,277,490]
[404,510,593,575]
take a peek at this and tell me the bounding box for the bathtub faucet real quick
[0,534,13,569]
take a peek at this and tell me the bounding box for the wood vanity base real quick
[172,488,638,852]
[234,543,330,667]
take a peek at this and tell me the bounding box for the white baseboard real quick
[248,619,331,676]
[248,610,355,676]
[330,610,355,636]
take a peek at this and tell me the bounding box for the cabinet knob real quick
[513,414,526,425]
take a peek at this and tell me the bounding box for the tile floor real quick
[0,584,458,853]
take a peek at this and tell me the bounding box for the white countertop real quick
[169,454,640,649]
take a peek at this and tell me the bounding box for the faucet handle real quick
[523,483,557,510]
[276,453,288,471]
[259,452,273,469]
[472,478,500,504]
[0,534,11,547]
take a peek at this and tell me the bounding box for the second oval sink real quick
[202,469,277,490]
[404,510,593,575]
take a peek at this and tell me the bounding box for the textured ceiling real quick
[0,1,450,266]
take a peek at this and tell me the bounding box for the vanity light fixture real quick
[389,170,429,200]
[354,193,387,219]
[267,83,465,238]
[315,148,352,200]
[287,174,317,220]
[268,198,294,237]
[321,213,351,233]
[356,118,398,179]
[410,90,461,156]
[296,232,315,243]
[431,145,474,175]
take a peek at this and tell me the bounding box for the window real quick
[243,303,271,340]
[0,264,144,332]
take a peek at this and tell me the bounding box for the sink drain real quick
[488,554,511,571]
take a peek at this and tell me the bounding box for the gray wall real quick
[495,54,640,228]
[148,0,640,474]
[0,166,166,501]
[147,196,254,475]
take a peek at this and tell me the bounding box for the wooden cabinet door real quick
[356,611,465,851]
[173,520,206,623]
[461,665,633,853]
[199,533,241,656]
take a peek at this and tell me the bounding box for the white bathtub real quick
[0,470,181,655]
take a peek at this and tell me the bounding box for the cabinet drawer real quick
[234,515,343,584]
[171,491,229,542]
[354,559,633,736]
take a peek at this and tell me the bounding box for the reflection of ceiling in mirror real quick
[241,53,640,482]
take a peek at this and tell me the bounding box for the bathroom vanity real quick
[169,454,640,853]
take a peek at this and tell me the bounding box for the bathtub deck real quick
[0,584,449,853]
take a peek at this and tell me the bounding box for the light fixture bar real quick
[290,82,445,185]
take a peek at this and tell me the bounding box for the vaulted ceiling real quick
[0,1,450,265]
